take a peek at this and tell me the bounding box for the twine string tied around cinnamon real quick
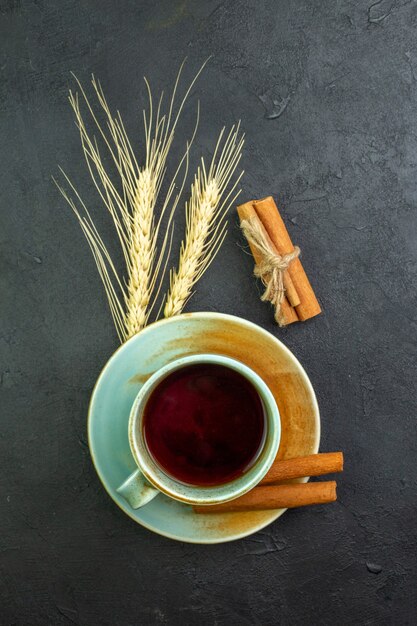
[241,217,300,325]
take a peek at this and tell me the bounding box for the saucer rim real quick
[87,312,321,544]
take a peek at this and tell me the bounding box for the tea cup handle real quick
[116,469,159,509]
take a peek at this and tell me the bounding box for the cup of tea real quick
[117,354,281,508]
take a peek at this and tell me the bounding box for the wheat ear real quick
[55,62,204,341]
[164,125,244,318]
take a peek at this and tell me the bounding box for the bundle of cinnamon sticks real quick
[194,452,343,514]
[237,196,321,326]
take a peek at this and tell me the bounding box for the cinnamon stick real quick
[238,202,300,307]
[253,196,321,321]
[194,481,337,513]
[261,452,343,485]
[237,201,299,325]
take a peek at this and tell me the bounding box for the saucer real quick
[88,312,320,543]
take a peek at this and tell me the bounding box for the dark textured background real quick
[1,0,417,624]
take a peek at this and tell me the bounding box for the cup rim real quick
[128,353,281,505]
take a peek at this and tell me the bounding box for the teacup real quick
[117,354,281,508]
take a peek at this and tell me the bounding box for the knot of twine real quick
[241,217,300,325]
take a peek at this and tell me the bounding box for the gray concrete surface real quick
[1,1,416,624]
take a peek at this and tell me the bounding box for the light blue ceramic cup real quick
[117,354,281,509]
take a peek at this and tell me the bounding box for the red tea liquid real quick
[143,363,266,486]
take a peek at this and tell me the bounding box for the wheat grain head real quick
[164,125,244,318]
[56,61,204,340]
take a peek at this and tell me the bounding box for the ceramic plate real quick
[88,312,320,543]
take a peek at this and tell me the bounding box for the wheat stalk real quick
[164,125,244,318]
[55,62,244,341]
[55,62,203,341]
